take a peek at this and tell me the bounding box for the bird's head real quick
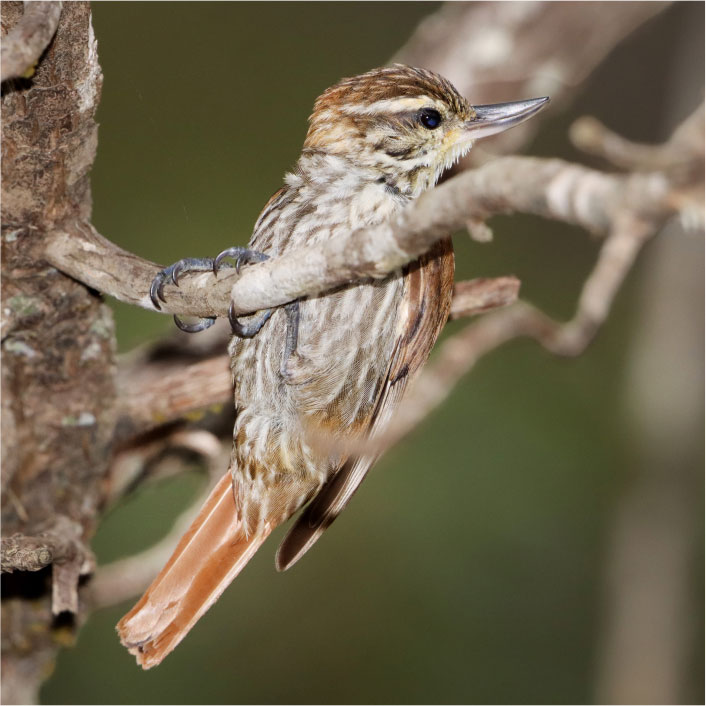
[303,64,548,198]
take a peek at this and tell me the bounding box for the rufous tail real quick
[116,473,274,669]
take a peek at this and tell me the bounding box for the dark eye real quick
[418,108,442,129]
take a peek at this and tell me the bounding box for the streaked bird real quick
[118,64,549,668]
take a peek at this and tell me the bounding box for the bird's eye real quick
[418,108,442,129]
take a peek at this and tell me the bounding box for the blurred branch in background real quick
[593,34,704,704]
[395,1,670,165]
[596,216,703,704]
[89,430,229,610]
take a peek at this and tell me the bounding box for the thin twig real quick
[450,277,520,319]
[1,515,94,614]
[570,105,705,174]
[89,432,229,608]
[2,534,60,573]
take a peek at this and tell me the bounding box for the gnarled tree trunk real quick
[1,3,116,703]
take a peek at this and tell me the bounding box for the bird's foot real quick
[213,247,269,276]
[149,258,218,333]
[226,302,273,338]
[280,300,307,381]
[215,247,302,377]
[215,247,276,339]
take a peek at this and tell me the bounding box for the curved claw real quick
[173,315,217,333]
[213,247,243,277]
[149,273,165,309]
[228,301,273,338]
[171,261,186,286]
[237,249,269,274]
[214,247,270,276]
[149,266,176,309]
[150,257,217,311]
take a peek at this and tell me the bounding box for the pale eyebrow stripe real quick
[340,96,442,116]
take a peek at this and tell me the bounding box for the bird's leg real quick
[215,247,274,338]
[214,247,302,376]
[150,258,218,333]
[280,301,301,378]
[226,301,273,338]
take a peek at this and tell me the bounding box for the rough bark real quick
[0,1,62,82]
[1,3,116,703]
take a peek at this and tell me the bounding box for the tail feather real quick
[116,473,273,669]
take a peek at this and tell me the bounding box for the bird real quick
[117,64,549,668]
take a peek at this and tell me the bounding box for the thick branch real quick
[0,1,62,82]
[43,157,674,318]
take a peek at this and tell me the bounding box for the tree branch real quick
[46,102,701,450]
[0,1,62,82]
[449,277,520,319]
[88,431,229,609]
[570,105,705,173]
[1,515,94,614]
[43,156,676,319]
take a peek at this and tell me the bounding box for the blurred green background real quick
[41,3,703,704]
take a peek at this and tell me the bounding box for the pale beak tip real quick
[466,95,551,139]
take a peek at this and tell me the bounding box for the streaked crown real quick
[303,65,476,196]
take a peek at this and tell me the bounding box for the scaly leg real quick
[215,247,274,339]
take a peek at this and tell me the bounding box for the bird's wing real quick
[276,237,454,570]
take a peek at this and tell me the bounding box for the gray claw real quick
[149,265,176,309]
[150,274,164,309]
[149,257,216,314]
[214,247,269,276]
[171,262,184,286]
[227,301,273,338]
[173,315,216,333]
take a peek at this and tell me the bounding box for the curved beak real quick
[465,97,550,139]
